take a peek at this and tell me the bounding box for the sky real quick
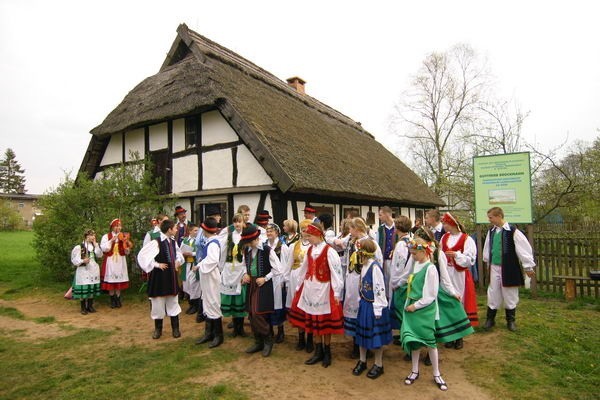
[1,0,599,194]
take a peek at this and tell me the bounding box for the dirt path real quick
[0,295,496,400]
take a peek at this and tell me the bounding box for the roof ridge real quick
[184,26,373,138]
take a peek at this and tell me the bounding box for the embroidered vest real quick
[305,245,332,283]
[378,225,399,260]
[488,225,524,287]
[154,238,177,267]
[245,246,272,278]
[198,238,221,262]
[359,261,382,302]
[105,232,126,256]
[441,233,468,269]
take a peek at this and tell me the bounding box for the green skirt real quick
[435,289,475,343]
[71,277,101,299]
[390,284,407,329]
[221,285,248,317]
[401,299,437,353]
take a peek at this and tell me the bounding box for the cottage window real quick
[185,116,199,148]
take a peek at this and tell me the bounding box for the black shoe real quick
[236,318,247,337]
[506,308,517,332]
[484,307,497,330]
[195,319,214,344]
[209,318,223,348]
[305,343,324,365]
[152,319,163,339]
[434,375,448,391]
[171,316,181,338]
[322,345,332,368]
[196,300,206,323]
[393,337,403,346]
[404,371,419,385]
[245,335,264,354]
[366,364,384,379]
[186,299,198,315]
[454,338,464,350]
[296,331,306,351]
[80,300,88,315]
[86,298,96,313]
[305,333,314,353]
[352,360,367,376]
[444,341,454,349]
[424,353,432,366]
[275,325,285,344]
[262,334,274,357]
[115,296,122,308]
[110,295,117,309]
[229,318,240,338]
[350,343,360,359]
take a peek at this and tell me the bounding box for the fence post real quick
[527,224,537,298]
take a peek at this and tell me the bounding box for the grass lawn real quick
[0,231,599,399]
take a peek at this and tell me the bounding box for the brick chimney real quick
[286,76,306,94]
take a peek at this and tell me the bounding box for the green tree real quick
[0,148,27,194]
[0,199,24,230]
[33,155,171,282]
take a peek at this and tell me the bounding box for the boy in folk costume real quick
[302,205,319,223]
[181,224,200,315]
[265,223,288,343]
[100,219,130,308]
[137,219,184,339]
[70,229,102,315]
[219,213,248,338]
[352,239,392,379]
[425,209,445,242]
[389,216,413,342]
[143,214,168,247]
[289,223,345,368]
[255,210,272,243]
[482,207,536,332]
[402,238,448,392]
[439,212,478,349]
[339,218,383,359]
[285,219,313,352]
[194,218,224,348]
[240,224,283,357]
[375,206,400,299]
[174,206,193,246]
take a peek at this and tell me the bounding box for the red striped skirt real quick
[288,282,344,335]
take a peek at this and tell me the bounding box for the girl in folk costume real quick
[339,217,383,359]
[281,219,299,246]
[265,223,288,344]
[402,238,448,392]
[389,216,413,340]
[289,222,345,368]
[100,219,130,308]
[181,224,200,315]
[220,213,248,338]
[70,229,102,315]
[285,219,314,353]
[240,225,283,357]
[440,212,478,350]
[194,218,224,348]
[352,239,392,379]
[137,219,184,339]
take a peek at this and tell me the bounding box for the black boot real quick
[186,298,198,315]
[484,307,497,330]
[305,333,314,353]
[227,320,234,329]
[110,295,117,309]
[454,338,464,349]
[209,318,224,348]
[80,300,88,315]
[305,343,324,365]
[275,325,285,344]
[229,318,239,338]
[262,333,274,357]
[86,298,96,313]
[236,317,247,337]
[115,295,122,308]
[296,331,306,351]
[195,319,214,344]
[245,334,264,354]
[506,308,517,332]
[196,300,206,323]
[350,342,360,359]
[444,341,455,349]
[171,316,181,338]
[152,319,163,339]
[322,344,332,368]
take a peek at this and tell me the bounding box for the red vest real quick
[305,244,332,282]
[441,232,468,271]
[104,232,126,257]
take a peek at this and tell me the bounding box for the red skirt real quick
[464,270,479,327]
[101,281,129,291]
[288,282,344,335]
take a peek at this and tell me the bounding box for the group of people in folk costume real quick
[70,203,536,392]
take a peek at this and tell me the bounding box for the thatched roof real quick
[87,24,444,206]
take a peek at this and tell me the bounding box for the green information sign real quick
[473,152,533,224]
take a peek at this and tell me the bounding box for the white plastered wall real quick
[149,122,168,151]
[172,118,185,153]
[202,149,233,189]
[236,145,273,186]
[201,110,238,146]
[100,134,123,166]
[125,128,144,161]
[172,155,198,193]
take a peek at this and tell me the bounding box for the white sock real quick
[374,348,383,367]
[429,347,440,376]
[411,350,420,373]
[359,346,367,362]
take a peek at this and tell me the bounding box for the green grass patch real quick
[32,316,56,324]
[466,297,600,400]
[0,306,25,319]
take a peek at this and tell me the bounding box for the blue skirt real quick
[355,299,392,349]
[344,317,357,337]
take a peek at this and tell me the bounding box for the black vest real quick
[488,225,525,287]
[147,238,179,297]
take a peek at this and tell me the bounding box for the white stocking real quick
[428,347,440,376]
[359,346,367,363]
[411,350,420,373]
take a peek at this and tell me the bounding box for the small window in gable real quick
[185,116,199,149]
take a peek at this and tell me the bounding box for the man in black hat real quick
[205,204,222,228]
[174,205,194,246]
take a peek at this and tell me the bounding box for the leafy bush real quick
[0,199,24,230]
[33,157,172,282]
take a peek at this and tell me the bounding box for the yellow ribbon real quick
[231,244,239,271]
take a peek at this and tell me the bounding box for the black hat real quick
[256,210,272,226]
[205,204,221,217]
[200,217,220,234]
[239,224,261,246]
[174,205,187,216]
